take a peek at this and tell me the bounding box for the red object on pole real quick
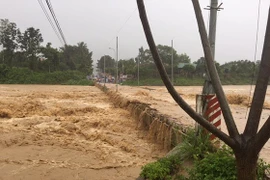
[204,95,221,140]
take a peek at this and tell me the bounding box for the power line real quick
[37,0,64,45]
[107,8,137,47]
[45,0,67,45]
[246,0,262,118]
[116,8,137,36]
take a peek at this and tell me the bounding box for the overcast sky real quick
[1,0,270,66]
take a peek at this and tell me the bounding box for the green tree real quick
[194,57,221,78]
[136,47,158,78]
[178,53,191,63]
[76,42,93,74]
[156,44,173,66]
[220,60,257,78]
[60,45,76,70]
[137,46,152,64]
[39,42,60,72]
[118,58,136,75]
[136,45,192,79]
[18,27,43,70]
[97,55,115,75]
[122,58,136,75]
[194,57,206,76]
[59,42,93,74]
[0,19,20,66]
[182,64,196,77]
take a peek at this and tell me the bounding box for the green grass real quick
[0,65,93,85]
[123,77,204,86]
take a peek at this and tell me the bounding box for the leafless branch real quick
[244,7,270,139]
[136,0,236,148]
[254,116,270,154]
[191,0,240,140]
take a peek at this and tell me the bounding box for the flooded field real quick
[0,84,270,179]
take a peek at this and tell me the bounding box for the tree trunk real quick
[235,150,258,180]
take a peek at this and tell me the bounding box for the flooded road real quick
[0,85,165,180]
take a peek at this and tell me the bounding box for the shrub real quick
[257,159,270,180]
[177,128,216,160]
[0,66,92,85]
[188,146,270,180]
[140,156,182,180]
[188,146,237,180]
[140,128,215,180]
[140,128,270,180]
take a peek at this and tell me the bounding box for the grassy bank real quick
[0,65,93,85]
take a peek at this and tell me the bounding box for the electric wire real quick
[107,8,137,47]
[46,0,67,45]
[116,8,137,36]
[37,0,64,45]
[45,0,67,45]
[246,0,262,118]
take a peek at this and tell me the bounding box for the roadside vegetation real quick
[0,64,93,85]
[139,128,270,180]
[0,19,93,85]
[0,19,262,86]
[98,46,262,86]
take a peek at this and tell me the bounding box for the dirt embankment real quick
[0,85,166,180]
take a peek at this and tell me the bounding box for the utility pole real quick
[137,57,140,86]
[171,39,174,85]
[116,36,119,92]
[209,0,218,60]
[103,55,106,86]
[109,46,116,90]
[195,0,224,139]
[203,0,223,94]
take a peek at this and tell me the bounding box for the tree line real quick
[0,18,260,85]
[97,46,260,85]
[0,19,93,74]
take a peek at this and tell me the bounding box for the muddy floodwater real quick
[105,84,270,163]
[0,84,270,179]
[0,85,166,180]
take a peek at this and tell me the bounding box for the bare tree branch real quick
[254,116,270,155]
[136,0,236,148]
[244,7,270,139]
[191,0,240,140]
